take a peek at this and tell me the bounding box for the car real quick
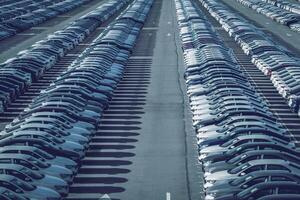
[2,59,43,81]
[198,127,288,148]
[31,93,104,114]
[197,115,284,142]
[0,136,81,163]
[6,116,91,139]
[0,186,30,200]
[205,159,300,183]
[22,103,100,127]
[14,111,95,131]
[199,134,290,157]
[0,145,77,173]
[199,115,283,133]
[0,174,60,200]
[204,149,300,172]
[0,164,68,196]
[214,181,300,200]
[200,142,298,164]
[9,131,85,158]
[40,85,109,107]
[0,153,73,183]
[205,170,300,199]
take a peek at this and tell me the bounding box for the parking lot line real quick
[166,192,171,200]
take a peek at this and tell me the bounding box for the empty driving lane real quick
[112,0,202,199]
[219,0,300,56]
[0,0,107,63]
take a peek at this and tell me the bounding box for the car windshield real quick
[245,177,268,188]
[227,146,242,155]
[238,187,258,198]
[279,187,300,194]
[242,155,262,163]
[228,153,246,164]
[222,138,238,147]
[8,170,28,181]
[0,182,19,192]
[230,163,250,174]
[12,179,35,191]
[35,149,55,159]
[271,176,292,181]
[28,157,49,168]
[267,164,289,171]
[20,167,43,179]
[231,175,250,186]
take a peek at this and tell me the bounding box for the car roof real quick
[247,159,293,165]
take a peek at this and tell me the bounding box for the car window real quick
[230,163,250,174]
[12,179,35,191]
[252,188,273,198]
[231,175,252,186]
[232,139,250,147]
[20,167,43,179]
[3,150,16,154]
[243,177,267,188]
[255,139,268,142]
[35,149,54,159]
[222,139,236,147]
[244,165,264,174]
[0,159,11,164]
[8,170,28,181]
[278,187,300,194]
[263,155,279,159]
[36,135,51,143]
[290,163,300,170]
[17,160,35,169]
[271,176,292,181]
[267,165,289,171]
[228,154,244,164]
[28,157,48,168]
[0,181,18,192]
[241,155,260,163]
[25,151,42,159]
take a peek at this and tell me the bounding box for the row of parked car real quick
[0,0,153,199]
[0,0,21,7]
[261,0,300,15]
[1,0,73,22]
[236,0,300,32]
[175,0,300,199]
[0,0,130,115]
[200,0,300,117]
[0,0,93,41]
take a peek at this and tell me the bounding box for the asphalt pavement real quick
[109,0,203,199]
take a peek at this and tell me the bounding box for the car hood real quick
[38,174,67,188]
[200,145,225,154]
[27,186,60,200]
[205,170,234,182]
